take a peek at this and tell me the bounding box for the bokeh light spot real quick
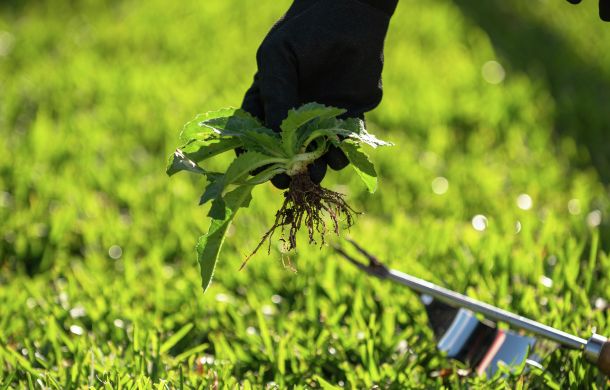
[420,295,433,305]
[472,215,488,231]
[482,60,506,84]
[540,275,553,288]
[0,31,15,57]
[262,305,275,316]
[568,199,581,215]
[517,194,533,210]
[587,210,602,227]
[215,293,230,303]
[431,177,449,195]
[70,325,84,336]
[108,245,123,259]
[0,192,12,208]
[515,221,522,234]
[69,306,86,318]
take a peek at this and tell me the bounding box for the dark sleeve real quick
[355,0,399,16]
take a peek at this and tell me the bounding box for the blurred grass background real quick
[1,0,609,387]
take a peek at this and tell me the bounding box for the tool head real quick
[584,334,610,376]
[334,240,608,377]
[600,341,610,376]
[334,240,542,375]
[423,297,539,376]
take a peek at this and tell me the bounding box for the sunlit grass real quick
[1,0,609,387]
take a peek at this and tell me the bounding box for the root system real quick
[241,173,357,268]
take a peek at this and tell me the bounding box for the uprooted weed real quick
[242,173,357,268]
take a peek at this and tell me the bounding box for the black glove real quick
[242,0,398,189]
[567,0,610,21]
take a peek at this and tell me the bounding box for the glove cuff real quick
[602,0,610,22]
[354,0,399,16]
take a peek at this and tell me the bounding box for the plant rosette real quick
[167,103,392,293]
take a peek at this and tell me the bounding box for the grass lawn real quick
[1,0,609,387]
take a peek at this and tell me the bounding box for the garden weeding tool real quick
[334,239,610,377]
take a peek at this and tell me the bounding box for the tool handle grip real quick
[599,341,610,376]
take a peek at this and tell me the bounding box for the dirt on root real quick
[241,173,357,268]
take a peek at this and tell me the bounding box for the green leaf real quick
[197,185,253,294]
[207,196,227,220]
[280,103,346,156]
[340,142,378,193]
[224,184,254,209]
[200,173,225,206]
[224,151,285,186]
[199,152,285,206]
[170,103,393,299]
[201,109,269,138]
[300,128,345,150]
[295,117,340,148]
[340,118,393,148]
[179,108,237,142]
[180,138,243,163]
[166,149,207,176]
[241,131,286,157]
[244,166,285,185]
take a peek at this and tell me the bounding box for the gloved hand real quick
[241,0,398,189]
[566,0,610,21]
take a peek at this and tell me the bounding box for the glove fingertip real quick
[601,0,610,21]
[271,173,292,190]
[308,158,327,184]
[325,145,350,171]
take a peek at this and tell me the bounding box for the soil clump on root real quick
[242,173,357,268]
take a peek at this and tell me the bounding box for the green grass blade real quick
[1,372,16,389]
[585,230,599,291]
[313,375,342,389]
[1,346,40,378]
[256,309,274,363]
[173,344,209,363]
[160,323,194,354]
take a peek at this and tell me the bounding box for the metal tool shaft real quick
[335,240,610,375]
[387,269,588,350]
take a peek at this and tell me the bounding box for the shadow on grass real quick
[454,0,610,250]
[453,0,610,185]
